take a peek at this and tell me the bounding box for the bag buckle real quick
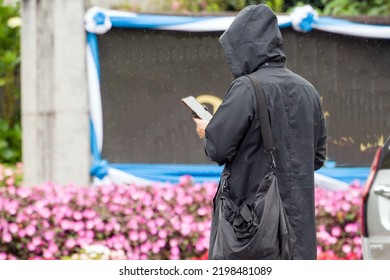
[221,172,230,192]
[265,148,276,170]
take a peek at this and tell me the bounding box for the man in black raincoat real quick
[193,4,327,259]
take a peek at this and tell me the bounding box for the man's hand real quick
[193,118,209,139]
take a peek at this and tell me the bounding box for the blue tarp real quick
[110,163,370,185]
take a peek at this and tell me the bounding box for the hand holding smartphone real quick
[181,96,213,121]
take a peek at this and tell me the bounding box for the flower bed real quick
[315,180,363,260]
[0,175,213,260]
[0,164,363,260]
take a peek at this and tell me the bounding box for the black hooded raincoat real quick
[205,4,327,260]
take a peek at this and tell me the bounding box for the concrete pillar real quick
[21,0,90,186]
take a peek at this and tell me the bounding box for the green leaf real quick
[0,139,8,149]
[1,148,15,160]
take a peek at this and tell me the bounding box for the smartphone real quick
[181,96,213,121]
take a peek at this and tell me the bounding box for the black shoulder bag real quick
[210,74,296,260]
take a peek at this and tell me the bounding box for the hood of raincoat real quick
[219,4,286,78]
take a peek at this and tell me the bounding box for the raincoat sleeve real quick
[314,95,327,170]
[204,78,254,166]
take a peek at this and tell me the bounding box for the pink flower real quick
[95,221,105,231]
[158,229,168,239]
[32,237,42,246]
[163,190,174,201]
[6,186,16,195]
[73,211,83,221]
[129,231,139,242]
[342,244,352,254]
[197,207,208,216]
[331,226,341,237]
[18,229,26,238]
[86,220,94,229]
[156,217,165,227]
[105,223,114,232]
[9,223,18,234]
[86,230,94,239]
[127,218,139,230]
[184,196,194,204]
[2,232,12,243]
[44,231,55,241]
[25,224,36,236]
[353,236,362,246]
[60,220,72,230]
[73,221,84,232]
[6,177,15,186]
[157,203,167,211]
[65,238,77,248]
[194,244,203,252]
[43,250,53,259]
[345,223,358,233]
[197,222,206,232]
[5,201,18,215]
[193,183,202,191]
[39,207,51,219]
[139,231,148,242]
[143,208,154,219]
[326,236,338,245]
[341,201,351,212]
[182,215,194,224]
[170,239,178,247]
[83,209,96,219]
[152,244,160,254]
[4,168,13,176]
[147,221,158,235]
[179,175,192,186]
[181,223,191,236]
[174,205,184,215]
[157,239,166,248]
[140,243,151,254]
[16,188,31,199]
[170,246,180,256]
[48,243,58,253]
[27,242,36,251]
[76,237,90,247]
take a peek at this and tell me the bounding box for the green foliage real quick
[321,0,390,15]
[189,0,285,12]
[0,0,21,164]
[116,0,390,15]
[0,119,21,163]
[266,0,285,13]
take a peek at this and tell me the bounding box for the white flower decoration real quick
[290,5,319,33]
[84,6,112,35]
